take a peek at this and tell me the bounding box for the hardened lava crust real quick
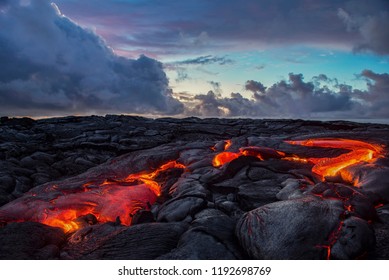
[0,115,388,260]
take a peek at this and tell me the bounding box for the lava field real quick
[0,115,388,259]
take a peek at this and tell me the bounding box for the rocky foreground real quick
[0,115,388,259]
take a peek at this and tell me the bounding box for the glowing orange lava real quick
[224,139,232,150]
[212,138,384,188]
[0,160,185,232]
[285,138,384,183]
[0,137,384,235]
[212,142,286,168]
[212,151,241,167]
[98,160,185,196]
[123,160,185,196]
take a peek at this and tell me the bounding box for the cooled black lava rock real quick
[157,196,207,222]
[331,216,375,259]
[0,222,65,259]
[158,210,243,259]
[158,211,239,259]
[63,222,188,260]
[236,197,347,259]
[158,229,237,259]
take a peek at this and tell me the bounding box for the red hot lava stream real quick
[284,138,383,185]
[212,138,384,259]
[212,141,285,167]
[284,139,383,259]
[0,137,384,239]
[0,160,185,232]
[213,138,383,186]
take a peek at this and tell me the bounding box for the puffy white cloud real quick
[0,0,183,116]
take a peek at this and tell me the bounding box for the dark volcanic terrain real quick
[0,115,388,260]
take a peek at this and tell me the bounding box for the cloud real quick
[208,81,222,94]
[1,1,387,119]
[173,91,194,102]
[164,55,231,84]
[55,0,389,56]
[245,80,266,94]
[175,68,189,83]
[188,91,258,117]
[175,55,234,66]
[338,3,389,55]
[185,70,389,118]
[357,70,389,117]
[254,65,266,71]
[0,0,183,117]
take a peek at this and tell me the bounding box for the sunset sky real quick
[0,0,388,119]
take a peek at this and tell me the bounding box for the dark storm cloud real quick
[356,70,389,117]
[338,1,389,55]
[0,0,183,117]
[186,70,389,118]
[55,0,389,56]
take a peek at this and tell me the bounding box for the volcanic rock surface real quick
[0,115,388,259]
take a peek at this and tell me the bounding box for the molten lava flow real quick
[0,160,185,232]
[285,138,384,183]
[211,139,232,152]
[212,151,241,167]
[281,156,310,164]
[286,139,382,152]
[44,210,80,233]
[212,139,240,167]
[212,140,286,168]
[224,139,232,150]
[0,137,384,236]
[241,146,285,159]
[212,138,384,188]
[100,160,185,196]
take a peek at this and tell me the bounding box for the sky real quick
[0,0,388,119]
